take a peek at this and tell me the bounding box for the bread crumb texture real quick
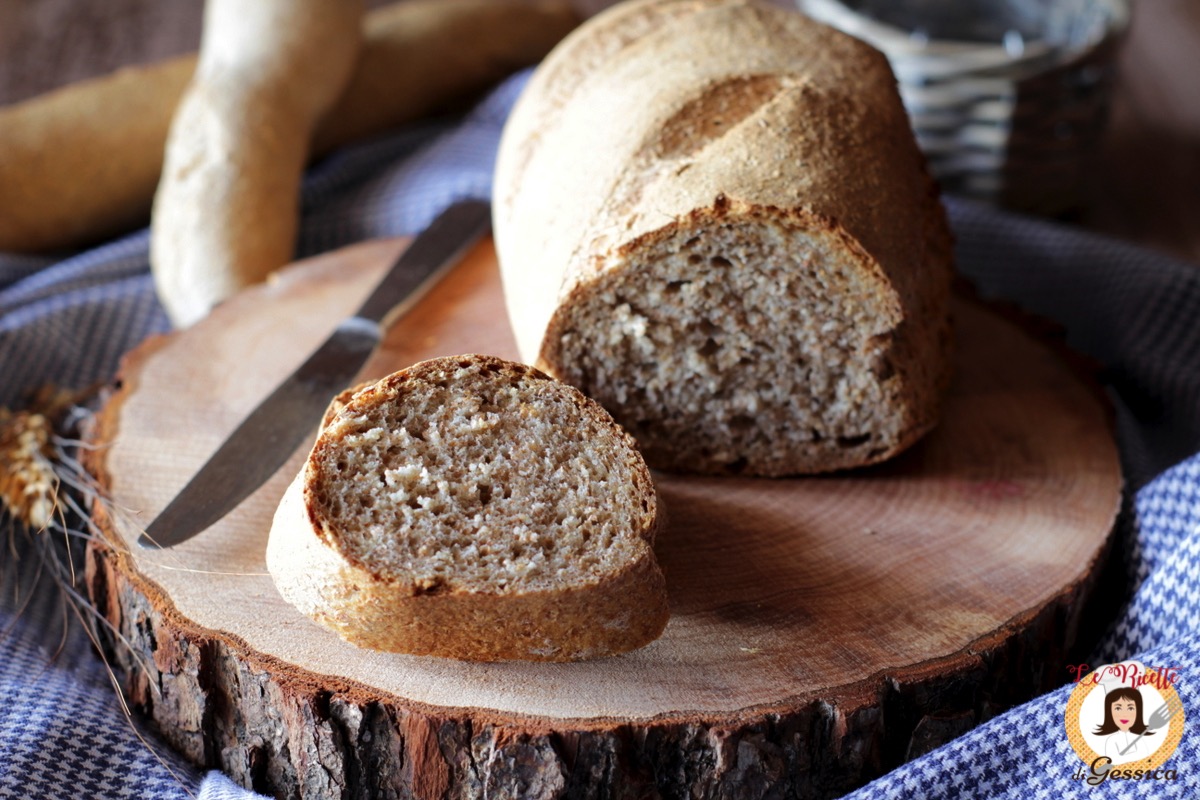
[268,355,668,661]
[310,355,653,592]
[548,201,935,475]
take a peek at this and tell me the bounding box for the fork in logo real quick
[1120,695,1183,756]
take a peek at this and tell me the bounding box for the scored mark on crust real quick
[652,74,784,161]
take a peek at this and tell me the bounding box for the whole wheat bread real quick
[266,355,668,661]
[493,0,954,476]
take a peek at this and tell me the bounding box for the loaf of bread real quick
[266,355,668,661]
[493,0,954,476]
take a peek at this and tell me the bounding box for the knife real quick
[138,199,492,549]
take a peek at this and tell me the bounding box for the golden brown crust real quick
[272,475,667,661]
[494,0,954,476]
[267,354,669,661]
[0,57,195,253]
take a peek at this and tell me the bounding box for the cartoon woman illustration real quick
[1095,687,1156,764]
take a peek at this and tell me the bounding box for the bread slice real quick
[493,0,954,476]
[266,354,668,661]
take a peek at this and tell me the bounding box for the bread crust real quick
[494,0,954,476]
[267,355,669,661]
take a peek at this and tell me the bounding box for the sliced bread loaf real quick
[266,354,668,661]
[493,0,954,476]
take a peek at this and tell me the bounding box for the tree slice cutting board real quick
[85,237,1121,800]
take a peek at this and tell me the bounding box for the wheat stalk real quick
[1,385,196,797]
[0,401,63,531]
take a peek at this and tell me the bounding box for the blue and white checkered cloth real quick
[3,70,1199,798]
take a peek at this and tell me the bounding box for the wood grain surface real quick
[84,238,1121,797]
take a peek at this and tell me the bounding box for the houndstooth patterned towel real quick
[2,70,1198,799]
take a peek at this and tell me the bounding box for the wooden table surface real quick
[0,0,1197,264]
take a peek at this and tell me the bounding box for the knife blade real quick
[138,199,492,549]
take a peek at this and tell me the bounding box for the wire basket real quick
[798,0,1130,214]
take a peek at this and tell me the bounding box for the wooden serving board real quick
[85,237,1121,799]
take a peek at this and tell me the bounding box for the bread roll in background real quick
[151,0,363,328]
[494,0,954,477]
[267,355,668,662]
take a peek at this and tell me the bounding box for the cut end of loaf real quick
[542,201,951,476]
[307,356,655,593]
[268,354,668,661]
